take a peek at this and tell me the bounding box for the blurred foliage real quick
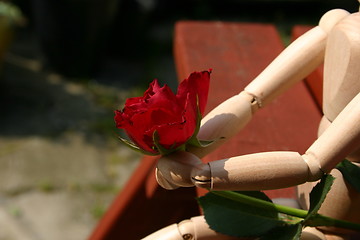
[0,1,24,26]
[91,203,107,219]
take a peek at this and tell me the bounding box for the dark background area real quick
[10,0,359,84]
[1,0,357,164]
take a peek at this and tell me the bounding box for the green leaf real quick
[278,213,303,225]
[152,131,186,156]
[260,224,302,240]
[235,190,274,202]
[336,159,360,193]
[304,174,335,224]
[185,94,224,149]
[185,108,223,148]
[152,131,169,155]
[185,95,206,147]
[186,136,219,148]
[198,191,285,237]
[193,95,202,138]
[118,136,158,156]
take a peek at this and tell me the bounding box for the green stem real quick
[212,191,360,232]
[310,214,360,231]
[212,191,308,218]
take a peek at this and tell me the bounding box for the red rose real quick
[114,70,211,155]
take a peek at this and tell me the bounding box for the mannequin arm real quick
[142,216,240,240]
[306,92,360,173]
[192,151,310,190]
[192,92,360,190]
[245,9,349,106]
[191,9,349,159]
[156,9,349,189]
[142,212,326,240]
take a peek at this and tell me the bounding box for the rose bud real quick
[114,70,211,155]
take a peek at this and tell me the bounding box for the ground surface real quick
[0,61,142,240]
[0,28,177,240]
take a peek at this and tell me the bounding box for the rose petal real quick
[146,82,180,110]
[123,111,157,153]
[114,110,126,128]
[114,70,211,155]
[177,70,210,115]
[149,93,197,149]
[123,106,182,153]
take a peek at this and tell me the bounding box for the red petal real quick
[146,83,180,111]
[151,93,197,149]
[177,70,210,115]
[114,71,210,154]
[114,110,131,128]
[122,106,182,154]
[123,111,157,153]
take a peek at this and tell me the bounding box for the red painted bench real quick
[89,22,323,240]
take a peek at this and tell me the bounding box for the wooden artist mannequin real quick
[144,7,360,240]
